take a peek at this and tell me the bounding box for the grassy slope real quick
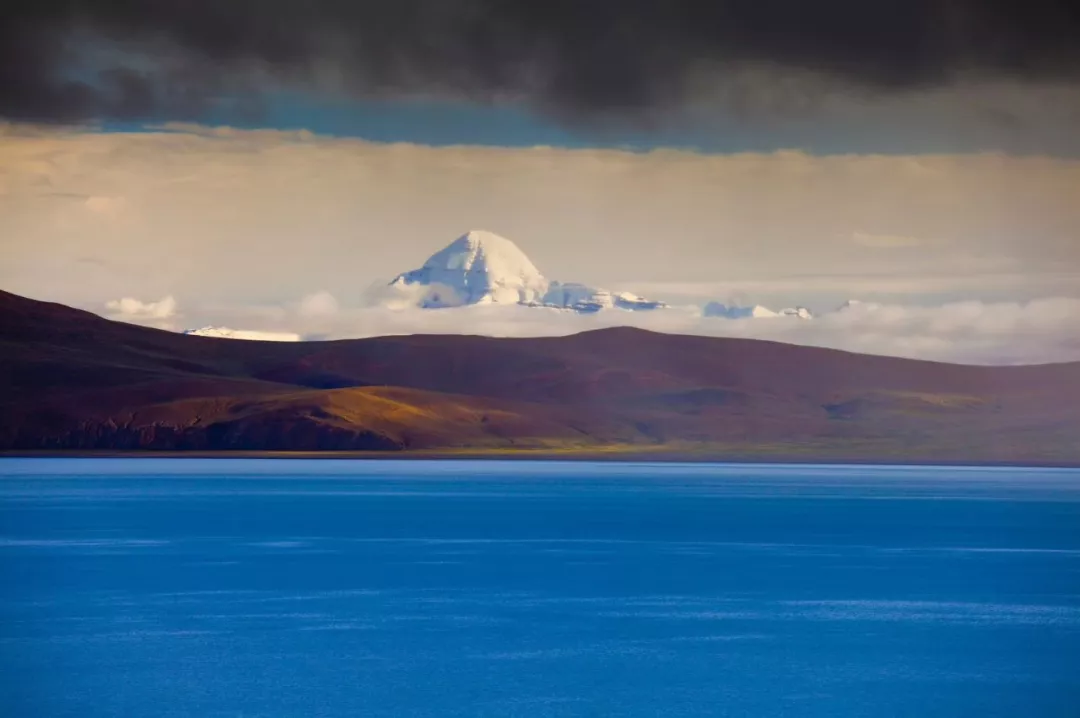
[2,289,1078,461]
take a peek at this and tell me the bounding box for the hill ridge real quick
[2,289,1078,461]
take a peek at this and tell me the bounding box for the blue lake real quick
[1,459,1079,717]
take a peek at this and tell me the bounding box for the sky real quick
[1,1,1079,364]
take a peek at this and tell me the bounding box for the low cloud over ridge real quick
[103,292,1080,366]
[104,295,177,329]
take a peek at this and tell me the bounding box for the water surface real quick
[2,459,1079,717]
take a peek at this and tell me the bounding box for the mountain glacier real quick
[535,282,666,313]
[389,230,666,312]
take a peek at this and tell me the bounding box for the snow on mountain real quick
[539,282,667,313]
[389,230,549,307]
[703,302,813,319]
[184,326,302,341]
[389,230,665,312]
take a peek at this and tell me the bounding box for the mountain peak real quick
[392,230,549,307]
[389,230,665,312]
[422,230,544,281]
[453,229,519,252]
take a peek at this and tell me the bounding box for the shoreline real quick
[2,450,1078,470]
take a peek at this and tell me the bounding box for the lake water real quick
[1,459,1079,717]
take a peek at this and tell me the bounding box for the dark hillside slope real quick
[2,290,1078,461]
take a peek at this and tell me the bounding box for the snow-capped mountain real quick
[538,282,666,313]
[389,230,549,307]
[184,326,301,341]
[389,230,666,312]
[703,302,814,319]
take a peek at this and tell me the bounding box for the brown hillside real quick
[1,290,1078,461]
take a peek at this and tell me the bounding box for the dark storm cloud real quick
[3,0,1080,124]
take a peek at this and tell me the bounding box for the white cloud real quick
[297,290,339,317]
[170,295,1080,365]
[628,269,1080,308]
[104,295,178,329]
[367,280,465,310]
[185,327,301,342]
